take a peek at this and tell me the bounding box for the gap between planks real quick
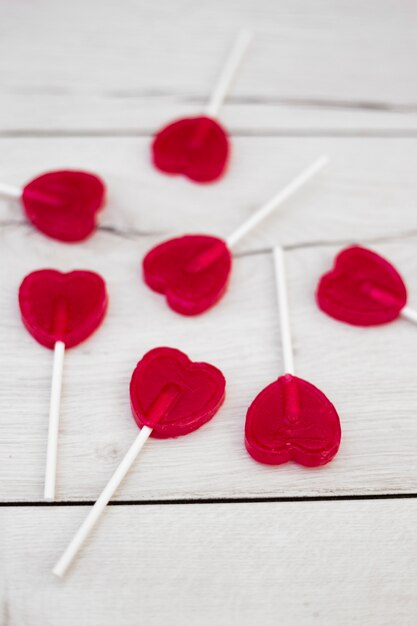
[1,493,417,507]
[2,130,417,138]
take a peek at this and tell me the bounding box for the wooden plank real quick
[2,136,417,253]
[1,500,416,625]
[0,0,416,132]
[2,216,417,501]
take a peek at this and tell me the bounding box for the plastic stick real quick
[53,425,153,577]
[273,247,295,375]
[206,29,252,118]
[0,182,21,199]
[226,155,328,249]
[401,305,417,325]
[44,340,65,501]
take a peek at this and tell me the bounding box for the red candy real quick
[143,235,232,316]
[152,116,229,183]
[245,374,341,467]
[22,170,105,242]
[19,269,108,349]
[317,245,407,326]
[130,347,226,438]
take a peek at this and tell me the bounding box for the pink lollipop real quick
[53,347,225,577]
[316,245,417,326]
[245,247,341,467]
[144,156,328,315]
[152,30,252,183]
[18,269,108,500]
[0,170,105,241]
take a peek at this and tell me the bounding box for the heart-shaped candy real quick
[143,235,232,316]
[245,374,341,466]
[19,269,108,349]
[22,170,105,242]
[130,347,226,438]
[317,246,407,326]
[152,116,229,183]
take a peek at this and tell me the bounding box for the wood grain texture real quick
[1,0,416,622]
[0,0,416,133]
[2,136,417,253]
[1,500,417,625]
[2,215,417,501]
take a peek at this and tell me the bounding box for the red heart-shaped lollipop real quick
[143,235,232,316]
[152,116,229,183]
[317,246,407,326]
[19,269,108,349]
[130,347,226,438]
[22,170,105,242]
[245,374,341,467]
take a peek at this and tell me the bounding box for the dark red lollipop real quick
[143,235,232,316]
[152,116,229,183]
[18,269,108,501]
[316,246,408,326]
[130,346,226,437]
[53,347,226,577]
[0,170,105,242]
[244,247,341,467]
[143,156,328,316]
[151,30,252,184]
[19,269,108,349]
[245,374,341,466]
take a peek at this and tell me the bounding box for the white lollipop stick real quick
[0,182,21,199]
[53,425,153,577]
[206,29,253,118]
[44,340,65,501]
[226,155,328,249]
[273,247,295,375]
[401,306,417,325]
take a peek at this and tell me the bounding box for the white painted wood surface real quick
[1,0,416,133]
[1,501,417,625]
[3,226,417,502]
[0,0,416,623]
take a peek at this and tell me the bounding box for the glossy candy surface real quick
[19,269,108,349]
[130,347,226,438]
[22,170,105,242]
[143,234,232,316]
[316,245,407,326]
[152,116,229,183]
[245,374,341,467]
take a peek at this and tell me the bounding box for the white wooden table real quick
[1,1,417,624]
